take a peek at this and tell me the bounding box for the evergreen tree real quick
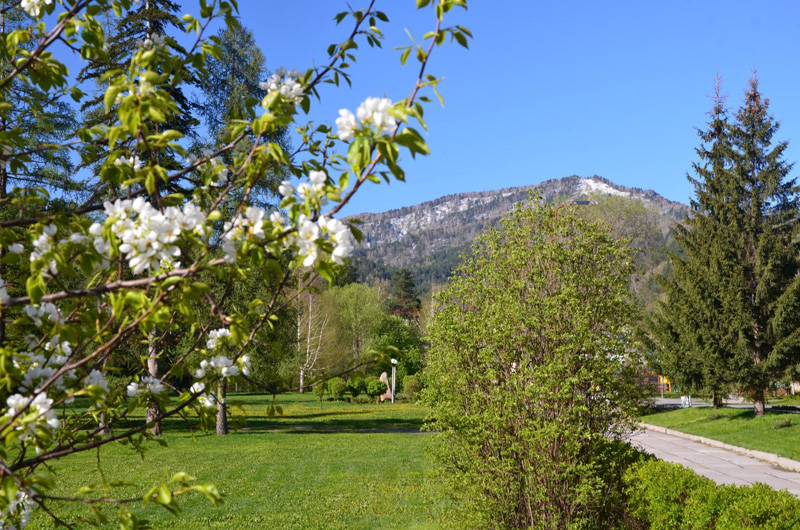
[77,0,198,174]
[652,76,800,416]
[649,79,736,406]
[724,76,800,416]
[387,268,420,319]
[194,20,290,204]
[0,4,76,196]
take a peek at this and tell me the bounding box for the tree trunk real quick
[216,379,228,435]
[299,367,305,394]
[712,391,723,409]
[753,388,766,417]
[147,329,161,436]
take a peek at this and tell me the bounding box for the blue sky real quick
[233,1,800,216]
[52,1,800,215]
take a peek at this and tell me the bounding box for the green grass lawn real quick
[28,393,442,529]
[640,406,800,461]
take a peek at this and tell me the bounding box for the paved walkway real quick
[629,429,800,496]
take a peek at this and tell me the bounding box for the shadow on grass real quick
[111,410,425,435]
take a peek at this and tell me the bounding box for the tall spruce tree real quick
[652,76,800,416]
[387,268,421,319]
[649,79,736,407]
[77,0,198,176]
[724,76,800,416]
[194,20,290,205]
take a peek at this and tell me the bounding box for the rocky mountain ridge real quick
[351,176,688,283]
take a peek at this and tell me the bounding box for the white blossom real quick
[85,369,109,392]
[5,392,60,440]
[23,303,60,328]
[99,198,207,275]
[336,97,395,142]
[127,376,164,398]
[356,97,395,133]
[206,328,231,350]
[221,207,266,263]
[8,243,24,254]
[278,180,295,197]
[0,490,32,529]
[114,155,142,171]
[335,109,357,141]
[261,67,304,104]
[20,0,52,17]
[309,170,327,188]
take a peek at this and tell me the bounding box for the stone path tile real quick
[629,429,800,496]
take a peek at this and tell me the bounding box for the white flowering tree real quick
[0,0,469,526]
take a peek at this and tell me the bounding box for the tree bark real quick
[146,329,161,436]
[216,379,228,435]
[753,388,766,417]
[712,391,723,409]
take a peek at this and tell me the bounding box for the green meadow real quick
[28,393,441,529]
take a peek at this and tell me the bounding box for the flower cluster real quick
[206,328,231,350]
[139,33,167,49]
[18,338,76,395]
[336,97,395,141]
[319,216,355,265]
[189,382,216,409]
[221,207,265,263]
[260,67,303,105]
[194,355,251,379]
[23,303,61,328]
[31,224,59,277]
[114,155,142,172]
[126,376,165,398]
[85,369,109,392]
[5,393,60,441]
[20,0,51,17]
[0,490,32,530]
[95,197,207,275]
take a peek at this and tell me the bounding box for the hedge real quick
[624,459,800,529]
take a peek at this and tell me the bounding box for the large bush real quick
[424,196,643,528]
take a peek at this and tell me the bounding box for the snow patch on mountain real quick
[579,177,629,197]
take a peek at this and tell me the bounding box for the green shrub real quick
[328,377,347,401]
[624,459,800,529]
[366,377,387,402]
[347,378,366,398]
[425,198,643,528]
[311,382,326,402]
[402,375,422,402]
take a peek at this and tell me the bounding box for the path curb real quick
[639,422,800,473]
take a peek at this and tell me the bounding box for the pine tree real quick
[650,78,736,406]
[194,20,290,205]
[77,0,198,174]
[653,75,800,416]
[387,268,420,319]
[724,75,800,416]
[0,4,76,197]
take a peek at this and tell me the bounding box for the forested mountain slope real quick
[351,175,689,308]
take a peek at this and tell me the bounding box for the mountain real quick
[350,175,689,307]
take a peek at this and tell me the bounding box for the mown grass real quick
[640,406,800,461]
[28,393,441,529]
